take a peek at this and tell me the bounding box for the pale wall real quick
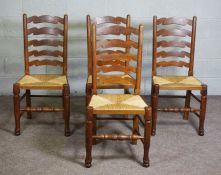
[0,0,221,95]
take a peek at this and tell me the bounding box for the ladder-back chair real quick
[151,16,207,136]
[86,15,131,106]
[13,14,70,136]
[85,23,152,168]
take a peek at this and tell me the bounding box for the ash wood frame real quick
[85,15,131,106]
[85,23,152,168]
[13,14,70,136]
[151,16,207,136]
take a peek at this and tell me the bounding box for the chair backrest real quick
[152,16,197,76]
[87,15,131,76]
[23,14,68,75]
[91,23,144,95]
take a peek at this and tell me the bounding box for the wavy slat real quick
[157,61,189,68]
[96,50,125,55]
[157,28,192,37]
[27,27,63,36]
[97,26,139,35]
[97,39,138,49]
[97,53,137,61]
[97,65,136,73]
[28,39,63,47]
[98,76,135,86]
[95,16,127,25]
[97,60,125,66]
[28,50,63,57]
[157,51,190,58]
[157,17,192,26]
[29,59,63,67]
[27,15,64,24]
[157,41,191,48]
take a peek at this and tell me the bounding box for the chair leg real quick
[92,115,97,145]
[86,83,92,106]
[143,107,152,167]
[183,90,191,120]
[131,115,139,145]
[85,106,93,168]
[151,84,159,136]
[26,89,32,119]
[199,85,207,136]
[13,83,20,136]
[63,84,71,137]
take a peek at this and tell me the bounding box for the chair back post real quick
[63,14,68,75]
[188,16,197,76]
[91,24,97,95]
[126,15,131,45]
[23,14,29,75]
[152,16,157,77]
[135,25,144,95]
[87,15,92,76]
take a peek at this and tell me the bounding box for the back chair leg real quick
[26,89,32,119]
[63,84,70,137]
[85,106,93,168]
[131,115,139,145]
[183,90,191,120]
[13,83,21,136]
[86,83,92,106]
[199,85,207,136]
[143,107,152,167]
[151,84,159,136]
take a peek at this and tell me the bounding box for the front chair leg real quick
[92,115,97,145]
[26,89,32,119]
[143,107,152,167]
[63,84,71,137]
[151,84,159,136]
[131,115,139,145]
[85,106,93,168]
[183,90,191,120]
[199,85,207,136]
[13,83,21,136]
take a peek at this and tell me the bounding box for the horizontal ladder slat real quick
[157,28,192,37]
[157,17,192,26]
[96,39,138,49]
[157,40,191,48]
[28,27,63,36]
[28,39,63,47]
[97,26,139,35]
[27,15,64,24]
[29,59,63,67]
[95,16,127,25]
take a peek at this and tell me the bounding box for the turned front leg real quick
[199,85,207,136]
[143,107,152,167]
[85,106,94,168]
[63,84,70,137]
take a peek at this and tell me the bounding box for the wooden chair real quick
[86,15,131,106]
[85,23,152,168]
[151,16,207,136]
[13,14,70,136]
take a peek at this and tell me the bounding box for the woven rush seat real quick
[153,76,202,90]
[89,94,147,114]
[17,74,67,89]
[87,74,135,88]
